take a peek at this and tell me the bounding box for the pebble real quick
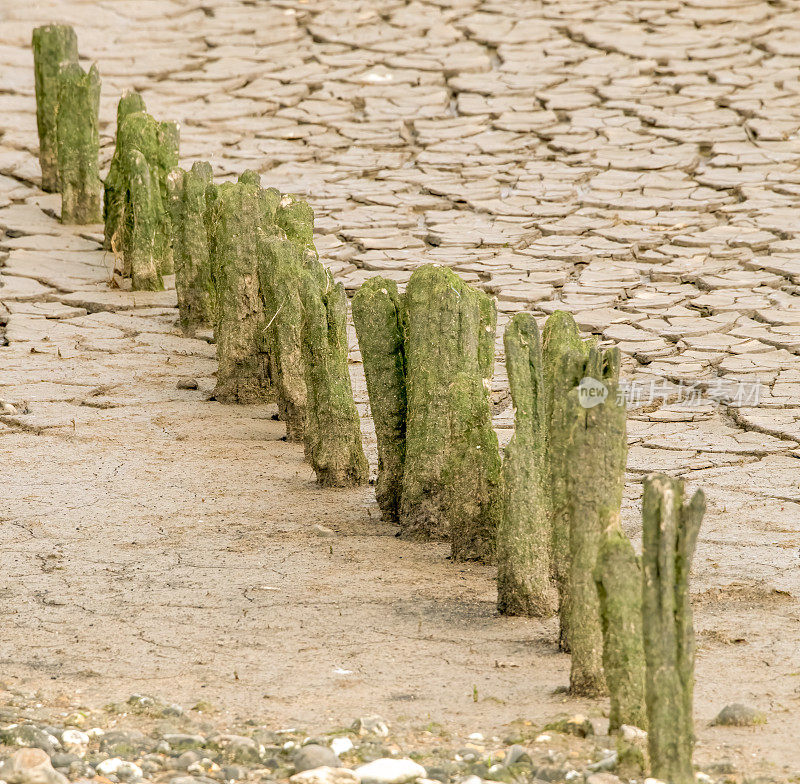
[329,738,353,756]
[355,758,426,784]
[59,730,89,757]
[0,748,68,784]
[585,775,621,784]
[176,377,199,390]
[162,734,206,751]
[294,745,341,772]
[95,758,143,782]
[712,703,767,726]
[290,767,361,784]
[619,725,647,741]
[0,725,59,755]
[351,717,389,738]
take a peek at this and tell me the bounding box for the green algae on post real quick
[642,473,705,784]
[104,107,179,286]
[496,312,555,617]
[566,346,626,697]
[258,237,309,442]
[32,24,78,192]
[167,161,215,332]
[400,265,501,562]
[594,524,646,732]
[300,261,368,487]
[542,310,587,651]
[205,180,278,403]
[56,62,102,224]
[352,277,407,522]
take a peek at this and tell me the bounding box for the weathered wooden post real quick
[104,92,146,250]
[400,265,501,562]
[258,237,309,442]
[104,108,179,285]
[122,150,164,291]
[300,261,368,487]
[542,310,588,649]
[565,346,626,697]
[167,161,215,331]
[56,62,102,224]
[352,277,407,522]
[496,312,554,616]
[642,474,705,784]
[594,524,646,732]
[277,194,314,246]
[32,24,78,192]
[206,179,278,403]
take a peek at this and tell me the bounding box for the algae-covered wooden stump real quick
[104,91,146,249]
[352,277,407,522]
[277,194,314,246]
[542,310,588,649]
[642,474,705,784]
[167,162,215,331]
[496,312,555,616]
[56,62,102,224]
[300,261,368,487]
[122,150,165,291]
[206,180,278,404]
[32,24,78,192]
[104,105,179,287]
[595,524,646,732]
[401,265,501,562]
[258,237,309,442]
[565,346,626,697]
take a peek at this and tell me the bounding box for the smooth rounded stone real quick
[328,738,353,757]
[60,730,89,756]
[175,377,199,390]
[0,748,68,784]
[422,766,450,783]
[49,754,79,770]
[289,767,361,784]
[355,758,426,784]
[620,725,647,741]
[95,758,143,782]
[586,775,622,784]
[294,745,340,773]
[162,734,206,751]
[712,703,767,727]
[170,777,218,784]
[100,729,155,756]
[0,725,59,755]
[171,751,207,771]
[206,735,262,764]
[220,765,249,782]
[502,746,532,767]
[351,716,389,738]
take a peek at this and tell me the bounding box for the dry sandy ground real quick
[1,0,800,778]
[0,251,798,779]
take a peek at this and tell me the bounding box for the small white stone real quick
[355,759,426,784]
[534,734,551,742]
[86,728,105,738]
[290,767,361,784]
[61,729,89,756]
[620,724,648,741]
[96,759,143,782]
[467,733,483,741]
[330,737,353,756]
